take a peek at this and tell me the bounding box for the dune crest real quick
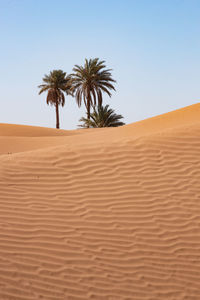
[1,103,200,299]
[0,123,75,137]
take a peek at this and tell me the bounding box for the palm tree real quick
[71,58,116,120]
[38,70,72,129]
[79,104,125,128]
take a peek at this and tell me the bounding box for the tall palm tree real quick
[71,58,116,120]
[79,104,125,128]
[38,70,72,129]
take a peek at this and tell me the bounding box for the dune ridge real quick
[1,103,200,299]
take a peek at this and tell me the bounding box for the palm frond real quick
[38,69,73,129]
[71,58,116,119]
[78,104,125,128]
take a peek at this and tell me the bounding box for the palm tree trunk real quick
[87,100,91,128]
[87,101,90,120]
[55,102,60,129]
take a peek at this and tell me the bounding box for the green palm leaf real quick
[79,104,125,128]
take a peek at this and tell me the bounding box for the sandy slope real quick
[0,124,104,155]
[0,103,200,299]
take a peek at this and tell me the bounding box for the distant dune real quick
[1,103,200,299]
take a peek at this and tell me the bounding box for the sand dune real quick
[0,123,76,137]
[1,103,200,299]
[0,124,105,155]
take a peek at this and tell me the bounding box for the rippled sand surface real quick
[1,103,200,300]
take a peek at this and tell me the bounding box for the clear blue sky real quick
[1,0,200,129]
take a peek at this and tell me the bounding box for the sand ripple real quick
[1,104,200,299]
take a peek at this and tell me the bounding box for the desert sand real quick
[1,103,200,299]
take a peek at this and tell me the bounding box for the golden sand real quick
[0,103,200,299]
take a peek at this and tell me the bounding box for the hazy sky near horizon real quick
[1,0,200,129]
